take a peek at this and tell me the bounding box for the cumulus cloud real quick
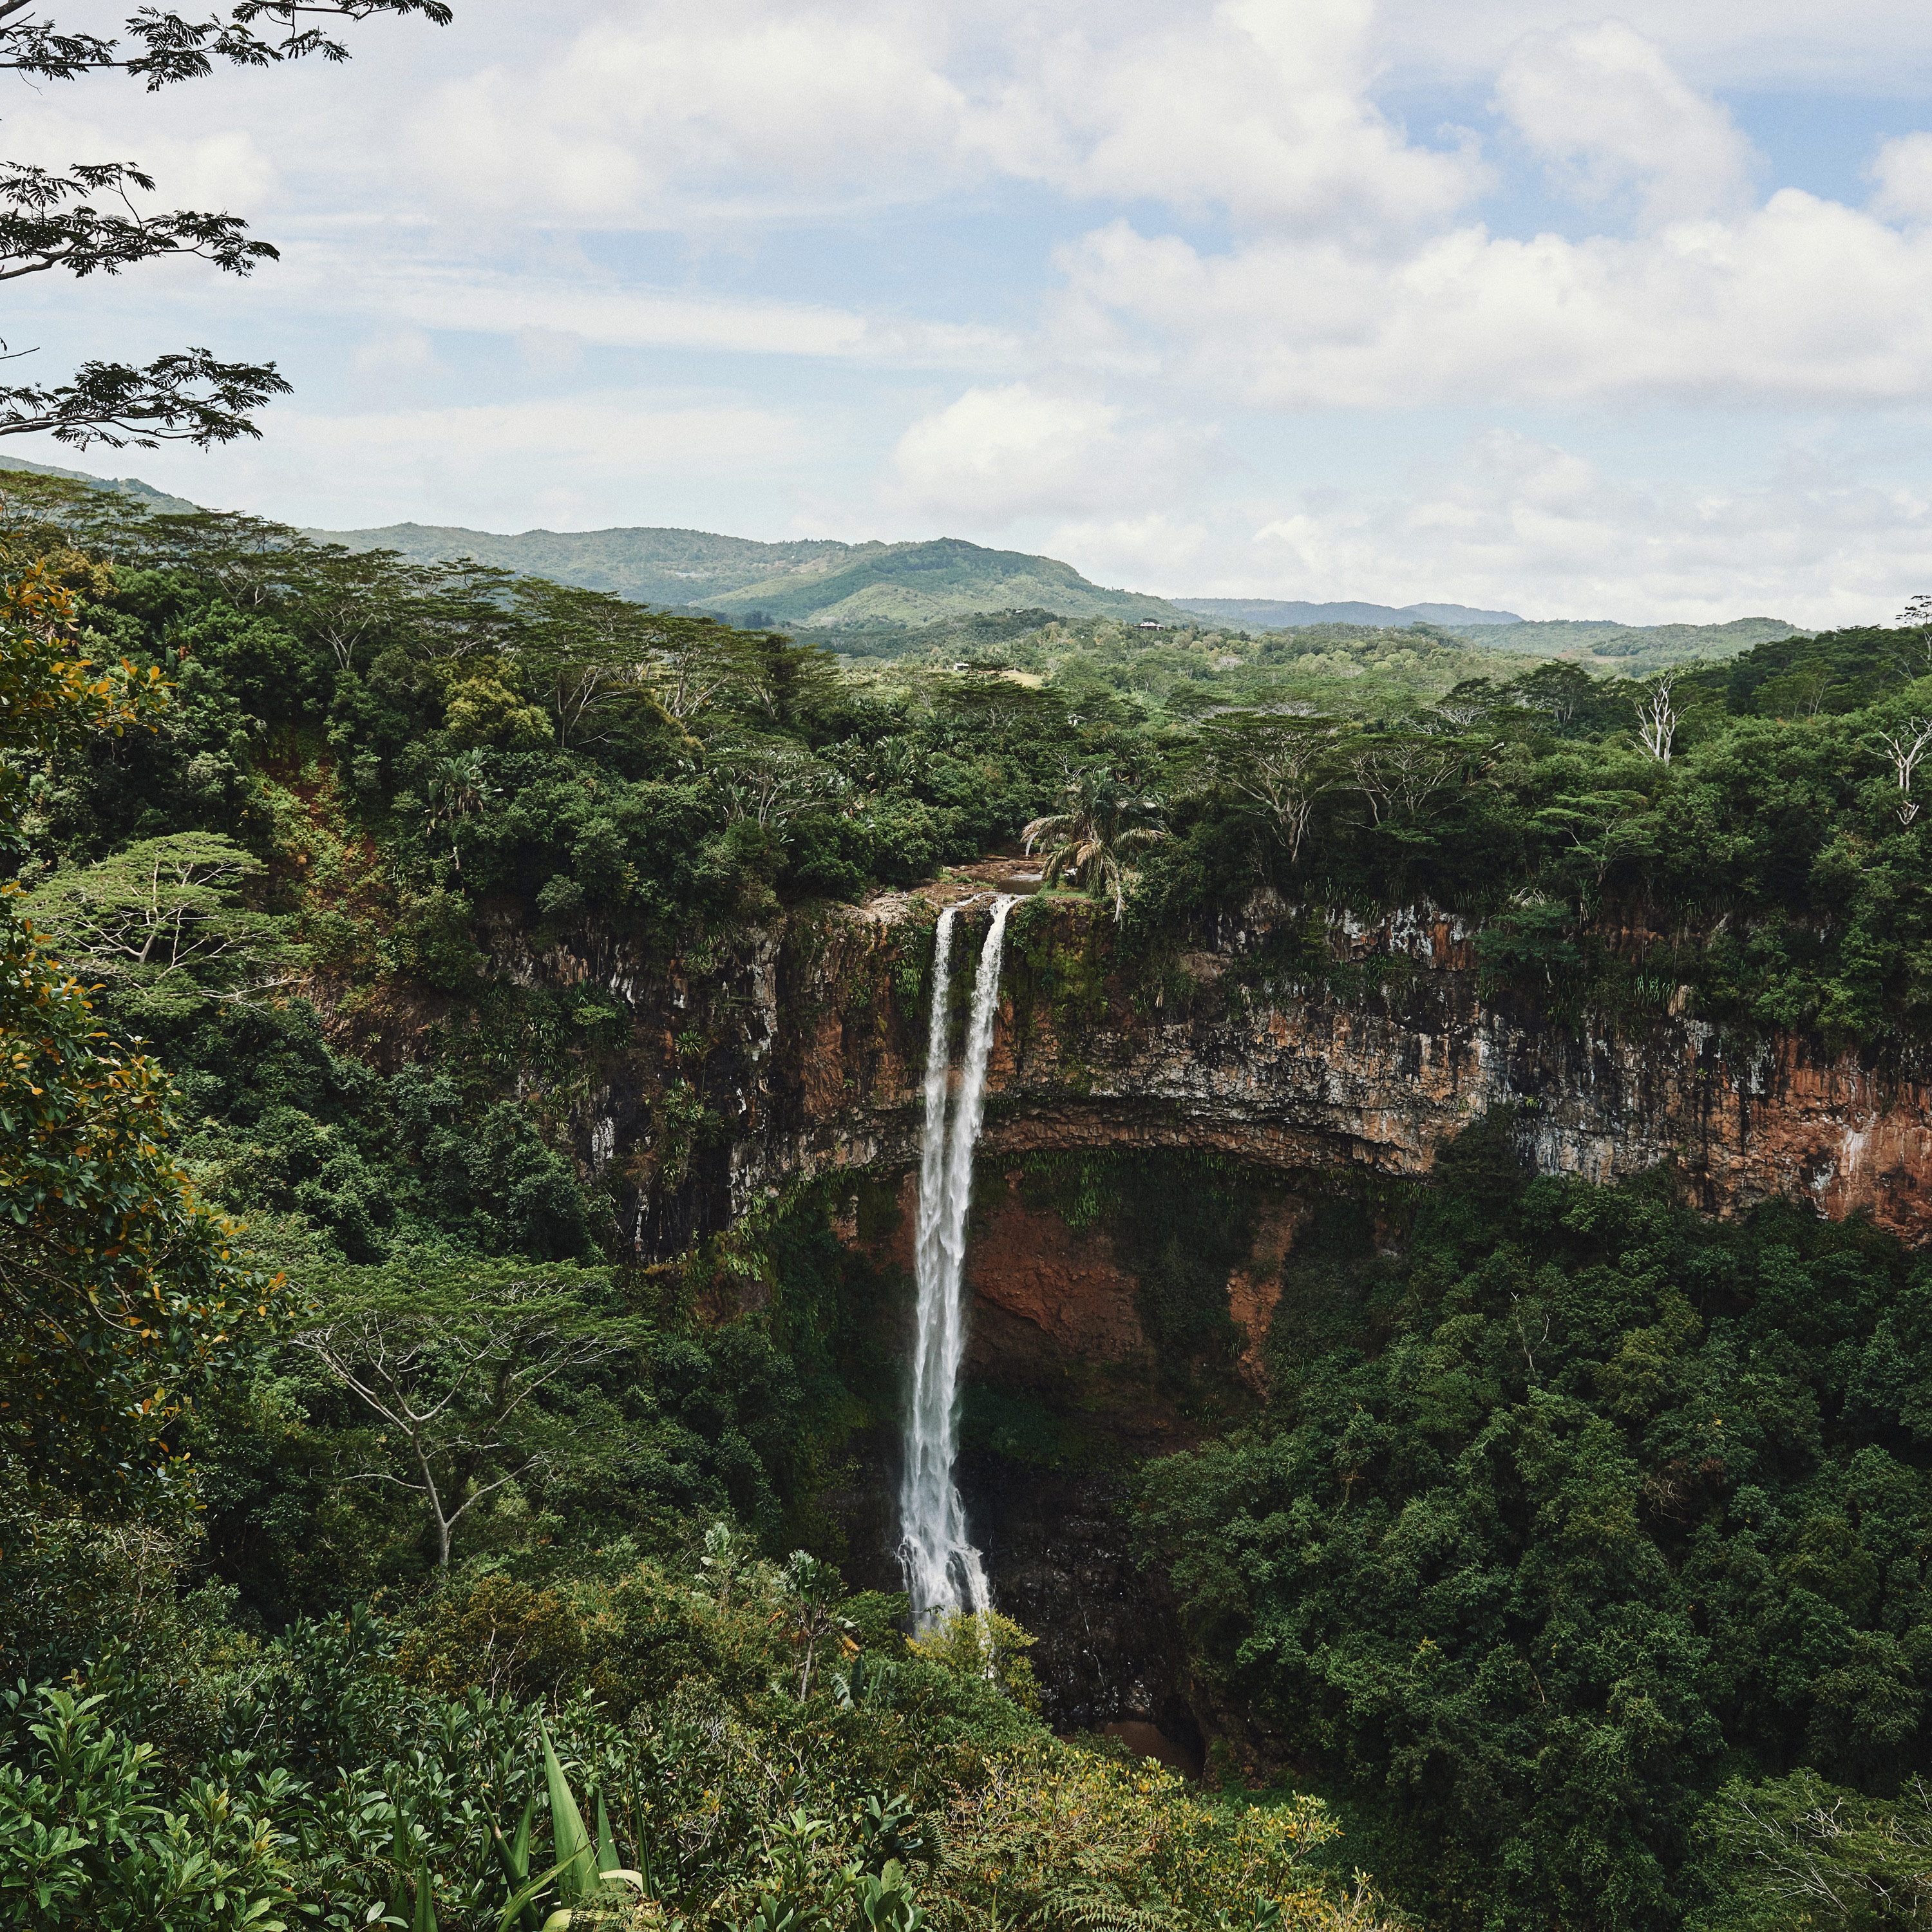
[1054,189,1932,410]
[409,3,976,224]
[889,383,1222,526]
[981,0,1482,238]
[1870,132,1932,225]
[1492,21,1757,223]
[404,0,1479,238]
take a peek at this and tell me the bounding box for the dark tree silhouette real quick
[0,3,452,448]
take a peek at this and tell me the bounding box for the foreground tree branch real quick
[0,4,453,86]
[0,347,290,446]
[0,4,450,444]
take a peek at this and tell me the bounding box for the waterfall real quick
[899,894,1016,1630]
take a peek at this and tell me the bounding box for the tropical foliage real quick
[1139,1124,1932,1930]
[1023,762,1169,919]
[0,560,274,1516]
[7,469,1932,1929]
[0,1535,1392,1932]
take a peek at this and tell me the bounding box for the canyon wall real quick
[520,878,1932,1260]
[467,877,1932,1750]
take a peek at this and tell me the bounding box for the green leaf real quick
[540,1721,595,1905]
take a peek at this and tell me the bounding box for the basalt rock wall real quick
[518,882,1932,1260]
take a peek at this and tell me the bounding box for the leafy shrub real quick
[0,1685,298,1932]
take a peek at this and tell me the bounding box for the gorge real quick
[15,493,1932,1932]
[433,866,1932,1754]
[504,875,1932,1264]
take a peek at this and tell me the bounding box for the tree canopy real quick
[0,564,273,1516]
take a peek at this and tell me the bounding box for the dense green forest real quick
[4,471,1931,1929]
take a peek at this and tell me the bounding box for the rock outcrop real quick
[560,878,1932,1260]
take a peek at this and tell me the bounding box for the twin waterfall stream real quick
[898,895,1016,1631]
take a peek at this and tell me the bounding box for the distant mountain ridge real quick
[0,450,197,515]
[1175,596,1524,629]
[1455,617,1811,664]
[305,520,1189,628]
[0,455,1819,656]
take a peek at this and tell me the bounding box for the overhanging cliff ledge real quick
[493,878,1932,1258]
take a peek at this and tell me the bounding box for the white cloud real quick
[1870,133,1932,225]
[348,329,438,382]
[400,0,1481,240]
[0,100,279,210]
[409,4,976,225]
[1492,21,1757,224]
[274,249,1019,370]
[149,393,811,529]
[1176,428,1932,627]
[1032,512,1217,591]
[889,383,1222,526]
[1054,190,1932,410]
[980,0,1482,239]
[1372,0,1932,91]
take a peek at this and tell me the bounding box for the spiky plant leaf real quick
[540,1720,596,1904]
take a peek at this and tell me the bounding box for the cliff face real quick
[532,880,1932,1260]
[468,879,1932,1750]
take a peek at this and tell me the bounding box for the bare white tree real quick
[1198,714,1340,861]
[1876,716,1932,826]
[1633,672,1685,765]
[1898,595,1932,681]
[1704,1775,1932,1924]
[1348,736,1462,825]
[713,741,840,831]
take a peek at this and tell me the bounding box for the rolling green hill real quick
[0,453,1821,657]
[304,521,1189,627]
[0,451,197,515]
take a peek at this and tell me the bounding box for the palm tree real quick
[1022,764,1168,920]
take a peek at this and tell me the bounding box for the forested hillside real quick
[6,469,1932,1930]
[307,520,1187,629]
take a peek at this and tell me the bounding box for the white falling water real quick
[899,895,1016,1630]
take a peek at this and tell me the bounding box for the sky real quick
[9,0,1932,622]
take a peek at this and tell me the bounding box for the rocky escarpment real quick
[462,874,1932,1756]
[528,874,1932,1258]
